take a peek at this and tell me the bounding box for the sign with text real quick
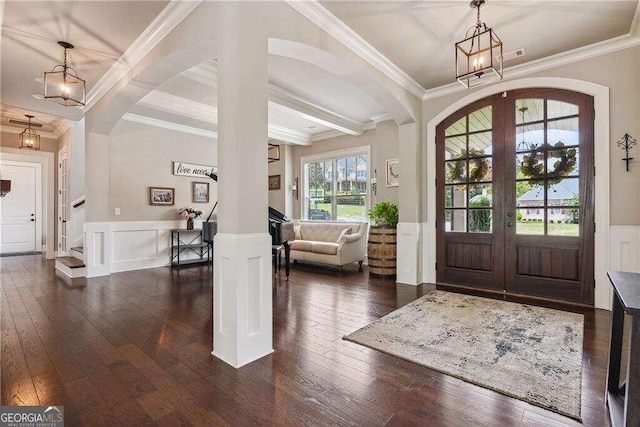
[1,406,64,427]
[173,161,217,178]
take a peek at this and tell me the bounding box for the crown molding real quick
[311,129,343,142]
[284,0,426,100]
[83,0,202,111]
[424,34,640,101]
[122,112,312,146]
[268,124,311,146]
[1,125,57,139]
[138,91,217,123]
[54,119,74,138]
[122,113,217,139]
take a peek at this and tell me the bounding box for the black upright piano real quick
[269,207,295,278]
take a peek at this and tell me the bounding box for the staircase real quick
[55,247,85,286]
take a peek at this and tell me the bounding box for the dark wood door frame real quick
[436,88,595,305]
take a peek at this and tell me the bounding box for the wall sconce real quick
[617,133,636,172]
[292,177,299,200]
[268,143,280,163]
[371,169,377,196]
[0,180,11,197]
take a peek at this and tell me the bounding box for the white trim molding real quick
[212,232,273,368]
[396,222,422,286]
[122,113,218,138]
[83,0,203,111]
[284,0,426,100]
[424,77,611,309]
[610,226,640,273]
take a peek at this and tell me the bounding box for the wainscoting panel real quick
[610,226,640,273]
[397,222,422,285]
[84,220,208,276]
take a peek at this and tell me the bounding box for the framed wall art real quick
[269,175,281,191]
[150,187,175,205]
[386,158,399,187]
[193,182,209,203]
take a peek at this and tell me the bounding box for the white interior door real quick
[0,161,42,254]
[58,149,68,255]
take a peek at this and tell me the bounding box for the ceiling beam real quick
[122,111,311,146]
[268,85,364,136]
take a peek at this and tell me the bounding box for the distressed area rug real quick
[344,290,584,420]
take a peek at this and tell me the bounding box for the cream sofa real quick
[290,220,368,270]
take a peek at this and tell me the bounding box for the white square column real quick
[212,2,272,368]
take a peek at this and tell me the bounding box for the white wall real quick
[108,121,218,222]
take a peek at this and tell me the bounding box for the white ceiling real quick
[1,0,168,132]
[2,1,639,143]
[321,0,638,89]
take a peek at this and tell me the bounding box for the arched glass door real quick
[436,89,594,305]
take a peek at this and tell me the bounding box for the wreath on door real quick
[446,148,489,183]
[520,141,576,181]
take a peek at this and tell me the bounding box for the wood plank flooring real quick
[1,255,611,426]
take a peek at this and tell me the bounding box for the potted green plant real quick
[368,201,398,226]
[367,201,398,276]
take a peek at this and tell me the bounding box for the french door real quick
[436,89,594,305]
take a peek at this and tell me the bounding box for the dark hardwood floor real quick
[1,255,611,426]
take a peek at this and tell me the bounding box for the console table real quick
[606,271,640,426]
[170,229,211,267]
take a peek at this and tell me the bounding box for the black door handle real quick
[30,219,35,222]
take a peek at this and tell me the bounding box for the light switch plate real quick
[114,208,121,216]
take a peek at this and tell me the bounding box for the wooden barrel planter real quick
[367,225,397,277]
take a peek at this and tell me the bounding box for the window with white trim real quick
[302,148,369,221]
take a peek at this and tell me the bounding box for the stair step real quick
[55,256,85,269]
[70,246,84,254]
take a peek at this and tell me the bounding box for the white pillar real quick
[212,2,272,368]
[397,122,422,285]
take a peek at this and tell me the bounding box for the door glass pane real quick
[516,99,544,124]
[445,136,466,160]
[469,183,492,207]
[548,100,578,119]
[445,160,466,184]
[516,123,544,152]
[469,157,492,182]
[445,185,467,208]
[469,131,492,155]
[548,117,579,147]
[546,179,579,206]
[445,210,466,232]
[468,105,492,132]
[516,180,544,208]
[547,209,579,236]
[445,116,466,136]
[469,209,492,233]
[547,147,579,177]
[516,208,544,235]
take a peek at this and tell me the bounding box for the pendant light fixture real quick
[19,115,41,151]
[44,41,86,107]
[455,0,503,89]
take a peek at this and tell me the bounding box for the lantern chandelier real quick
[44,41,86,107]
[455,0,503,89]
[19,115,40,151]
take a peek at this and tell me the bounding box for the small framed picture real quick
[268,175,281,191]
[149,187,175,205]
[386,158,399,187]
[192,182,209,203]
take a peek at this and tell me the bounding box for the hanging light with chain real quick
[455,0,503,89]
[44,41,86,107]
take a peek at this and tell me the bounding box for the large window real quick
[302,149,369,221]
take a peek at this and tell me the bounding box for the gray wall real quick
[291,120,399,219]
[108,122,218,221]
[423,46,640,225]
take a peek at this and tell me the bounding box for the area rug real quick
[344,290,584,420]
